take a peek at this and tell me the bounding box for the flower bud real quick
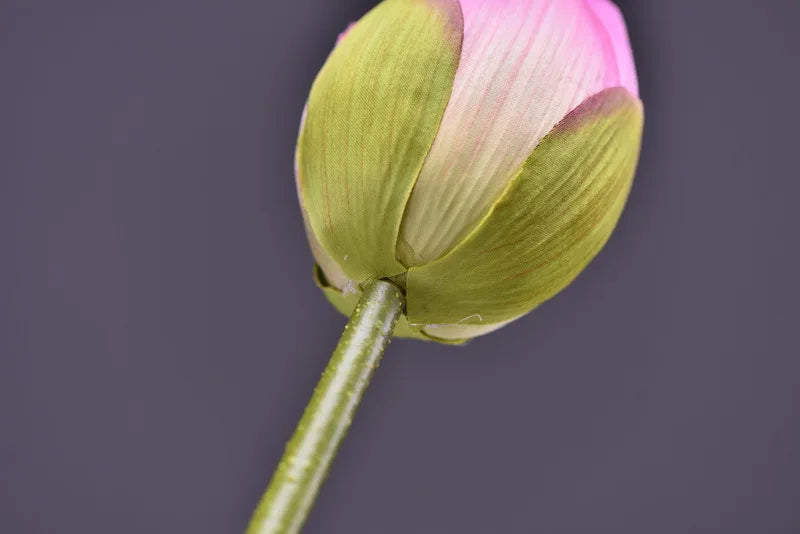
[297,0,644,343]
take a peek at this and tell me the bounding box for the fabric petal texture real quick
[398,0,634,266]
[585,0,639,96]
[406,87,643,326]
[297,0,463,283]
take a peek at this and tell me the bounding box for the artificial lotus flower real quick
[248,1,643,532]
[298,0,643,343]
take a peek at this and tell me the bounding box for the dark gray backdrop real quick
[2,1,799,533]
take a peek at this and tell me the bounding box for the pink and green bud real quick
[297,0,644,343]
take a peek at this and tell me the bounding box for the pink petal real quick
[584,0,639,97]
[399,0,637,266]
[336,22,357,45]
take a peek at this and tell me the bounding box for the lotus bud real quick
[297,0,643,343]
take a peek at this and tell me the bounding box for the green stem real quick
[246,279,405,534]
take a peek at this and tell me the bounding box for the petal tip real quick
[585,0,639,97]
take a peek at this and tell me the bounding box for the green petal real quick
[298,0,463,282]
[405,88,644,326]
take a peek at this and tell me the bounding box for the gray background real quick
[1,0,799,532]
